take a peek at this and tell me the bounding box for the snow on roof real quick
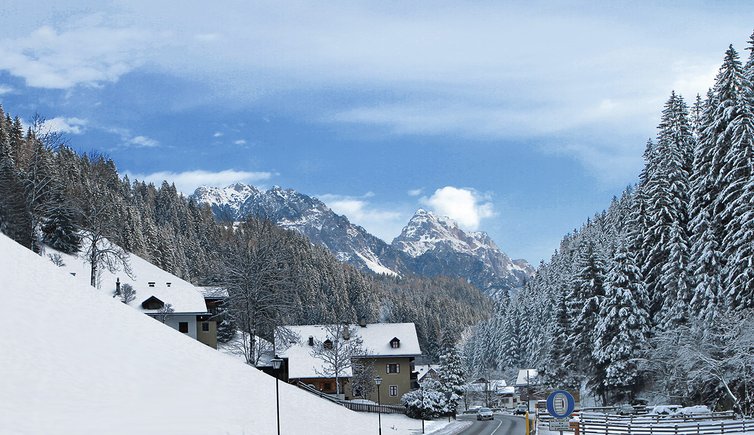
[516,369,539,386]
[278,323,421,380]
[199,286,229,299]
[0,233,388,435]
[415,364,441,380]
[47,239,208,314]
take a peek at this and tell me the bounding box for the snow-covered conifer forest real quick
[2,21,754,419]
[0,108,489,361]
[465,32,754,414]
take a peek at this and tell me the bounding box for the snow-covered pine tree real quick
[643,92,693,327]
[566,240,606,378]
[592,240,650,403]
[438,343,465,408]
[544,288,575,388]
[689,206,723,324]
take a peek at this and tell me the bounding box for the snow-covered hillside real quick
[0,234,404,434]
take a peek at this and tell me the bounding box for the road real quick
[456,413,529,435]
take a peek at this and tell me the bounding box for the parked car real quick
[615,404,635,415]
[677,405,711,417]
[514,404,528,415]
[649,405,682,415]
[477,407,494,421]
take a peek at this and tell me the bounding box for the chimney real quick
[115,277,121,294]
[308,336,314,346]
[358,318,367,328]
[342,327,350,340]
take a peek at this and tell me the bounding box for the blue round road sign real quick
[546,390,575,419]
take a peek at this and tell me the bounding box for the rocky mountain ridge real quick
[191,183,534,294]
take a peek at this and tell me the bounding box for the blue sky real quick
[1,1,753,264]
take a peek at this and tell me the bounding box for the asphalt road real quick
[456,414,529,435]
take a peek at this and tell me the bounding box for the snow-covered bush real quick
[401,379,450,419]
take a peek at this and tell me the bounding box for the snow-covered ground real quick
[0,234,453,435]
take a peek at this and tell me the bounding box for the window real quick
[324,339,333,350]
[323,382,332,391]
[389,385,398,397]
[201,322,210,332]
[166,282,171,287]
[179,322,189,333]
[390,337,400,348]
[386,363,400,374]
[148,282,155,288]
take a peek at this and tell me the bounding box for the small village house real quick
[276,322,422,405]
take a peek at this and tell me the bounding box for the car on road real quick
[514,404,528,415]
[477,407,494,421]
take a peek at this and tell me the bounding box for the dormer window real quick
[141,296,165,310]
[166,282,171,287]
[323,339,333,350]
[148,282,155,288]
[390,337,400,349]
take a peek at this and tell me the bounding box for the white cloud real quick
[318,193,406,242]
[234,139,247,145]
[127,135,159,148]
[0,24,157,89]
[0,2,748,183]
[421,186,495,230]
[407,188,423,197]
[0,85,13,95]
[41,117,88,134]
[125,169,275,195]
[213,131,223,137]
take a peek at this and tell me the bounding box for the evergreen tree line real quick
[0,111,489,360]
[464,31,754,414]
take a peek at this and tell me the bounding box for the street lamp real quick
[374,375,382,435]
[271,357,283,435]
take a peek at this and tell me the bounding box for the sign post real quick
[546,390,575,435]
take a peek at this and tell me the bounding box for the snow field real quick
[0,234,448,435]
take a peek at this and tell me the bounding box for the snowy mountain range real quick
[192,183,534,294]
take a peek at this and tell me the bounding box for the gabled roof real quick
[415,364,440,381]
[277,323,422,380]
[515,369,539,386]
[47,237,209,314]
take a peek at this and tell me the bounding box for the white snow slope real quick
[0,234,389,435]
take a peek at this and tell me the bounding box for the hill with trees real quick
[464,31,754,415]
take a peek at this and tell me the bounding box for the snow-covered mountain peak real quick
[392,209,478,258]
[193,186,533,293]
[391,209,533,294]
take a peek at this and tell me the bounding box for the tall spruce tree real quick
[592,240,650,403]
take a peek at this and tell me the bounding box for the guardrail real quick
[295,381,407,415]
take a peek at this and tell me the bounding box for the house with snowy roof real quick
[276,322,422,405]
[49,242,217,348]
[415,364,441,383]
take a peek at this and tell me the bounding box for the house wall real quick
[362,356,415,405]
[161,314,198,340]
[196,320,217,349]
[298,377,351,399]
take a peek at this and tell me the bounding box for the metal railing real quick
[575,412,751,435]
